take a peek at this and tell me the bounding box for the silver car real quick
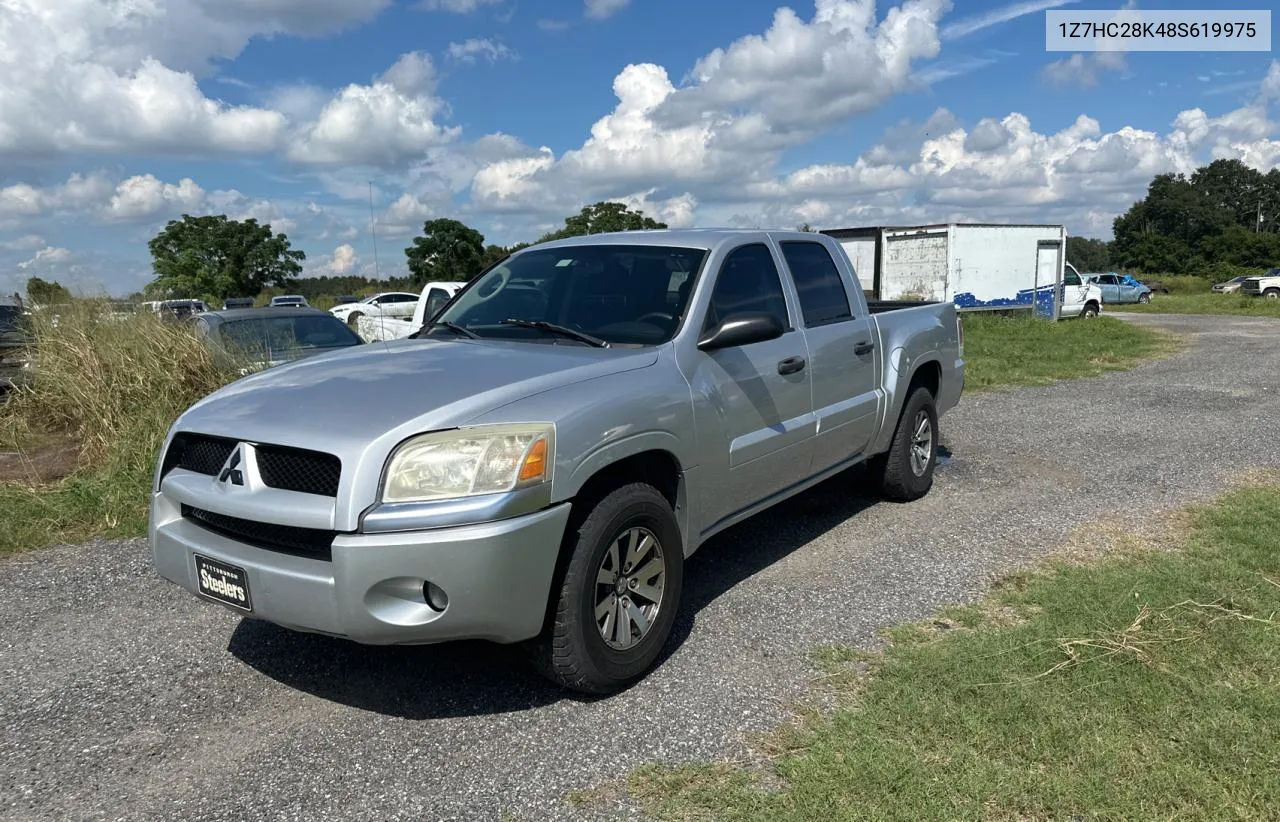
[151,230,964,692]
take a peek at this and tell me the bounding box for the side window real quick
[1064,270,1081,286]
[423,288,450,319]
[704,244,789,332]
[779,241,853,326]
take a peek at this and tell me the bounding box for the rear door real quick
[776,238,882,474]
[1097,275,1120,302]
[684,242,815,527]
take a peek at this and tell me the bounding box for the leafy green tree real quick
[1065,236,1112,272]
[538,201,667,242]
[147,215,304,300]
[25,277,73,305]
[405,218,487,283]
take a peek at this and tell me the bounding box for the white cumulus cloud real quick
[446,39,517,63]
[287,53,460,167]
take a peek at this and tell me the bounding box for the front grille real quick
[162,433,341,497]
[165,433,237,476]
[256,445,342,496]
[181,505,335,561]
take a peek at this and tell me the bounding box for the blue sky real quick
[1,0,1276,297]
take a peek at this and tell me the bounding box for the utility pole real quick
[369,181,382,279]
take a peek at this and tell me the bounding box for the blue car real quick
[1085,273,1152,305]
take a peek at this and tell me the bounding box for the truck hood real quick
[175,337,659,449]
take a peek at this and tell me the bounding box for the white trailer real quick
[821,223,1068,319]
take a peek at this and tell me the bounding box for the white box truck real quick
[820,223,1072,320]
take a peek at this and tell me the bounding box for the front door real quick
[685,243,815,529]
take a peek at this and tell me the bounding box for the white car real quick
[1240,268,1280,299]
[269,295,309,308]
[356,281,464,341]
[329,291,420,327]
[1060,262,1103,319]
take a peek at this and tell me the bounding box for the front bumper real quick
[150,492,572,645]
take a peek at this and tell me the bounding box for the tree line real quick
[132,200,666,306]
[1066,158,1280,277]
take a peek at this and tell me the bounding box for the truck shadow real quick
[227,464,888,719]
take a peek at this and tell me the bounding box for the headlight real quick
[382,423,554,503]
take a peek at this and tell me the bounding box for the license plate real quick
[194,554,253,612]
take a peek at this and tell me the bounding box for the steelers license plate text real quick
[194,554,253,612]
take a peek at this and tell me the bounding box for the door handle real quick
[777,356,806,375]
[854,341,875,356]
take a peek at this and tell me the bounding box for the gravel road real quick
[3,313,1278,822]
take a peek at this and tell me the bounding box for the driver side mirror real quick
[697,312,784,351]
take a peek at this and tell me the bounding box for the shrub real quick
[0,301,240,552]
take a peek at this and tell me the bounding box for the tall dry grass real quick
[1,302,240,553]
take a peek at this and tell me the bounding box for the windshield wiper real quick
[413,320,479,340]
[501,319,609,348]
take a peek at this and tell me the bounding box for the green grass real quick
[961,313,1174,392]
[0,302,239,555]
[628,485,1280,821]
[1111,292,1280,317]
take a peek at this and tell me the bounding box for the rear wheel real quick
[527,483,683,694]
[871,386,939,502]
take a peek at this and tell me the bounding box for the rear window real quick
[217,315,360,352]
[779,241,853,326]
[0,305,21,332]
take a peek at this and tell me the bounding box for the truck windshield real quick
[431,245,708,346]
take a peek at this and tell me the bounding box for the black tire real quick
[346,311,364,328]
[1138,293,1151,304]
[1081,302,1099,319]
[871,385,939,502]
[1265,289,1280,300]
[528,483,683,694]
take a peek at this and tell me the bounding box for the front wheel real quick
[1138,293,1151,304]
[527,483,684,694]
[1081,302,1099,319]
[870,385,939,502]
[346,311,364,328]
[1265,289,1280,300]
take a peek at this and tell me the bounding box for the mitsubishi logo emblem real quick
[218,446,245,486]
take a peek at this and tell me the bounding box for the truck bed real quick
[866,299,940,314]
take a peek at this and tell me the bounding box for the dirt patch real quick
[0,440,80,485]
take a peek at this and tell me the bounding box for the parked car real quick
[1240,268,1280,299]
[149,229,965,693]
[329,291,421,328]
[269,295,309,308]
[189,307,362,371]
[1212,275,1252,294]
[222,297,256,310]
[1060,262,1103,319]
[335,294,360,306]
[355,282,465,341]
[0,297,31,393]
[155,299,209,321]
[1085,273,1152,304]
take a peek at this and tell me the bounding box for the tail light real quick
[956,314,964,358]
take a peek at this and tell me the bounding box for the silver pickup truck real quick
[150,229,964,693]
